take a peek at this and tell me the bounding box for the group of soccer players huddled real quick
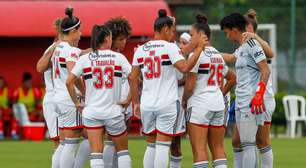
[36,6,275,168]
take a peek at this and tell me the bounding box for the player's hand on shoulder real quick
[242,32,256,43]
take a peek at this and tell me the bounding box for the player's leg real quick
[237,107,258,168]
[186,106,209,168]
[208,110,227,168]
[155,102,183,168]
[108,114,131,168]
[103,134,116,168]
[170,136,182,168]
[141,109,157,168]
[232,124,243,168]
[84,118,105,168]
[188,124,209,168]
[59,104,82,168]
[74,129,90,168]
[256,98,275,168]
[170,102,185,168]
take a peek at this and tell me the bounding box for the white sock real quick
[143,143,155,168]
[170,155,182,168]
[233,148,243,168]
[90,153,104,168]
[117,150,132,168]
[213,158,227,168]
[259,146,273,168]
[52,141,64,168]
[74,139,90,168]
[242,143,258,168]
[60,138,80,168]
[103,141,116,168]
[193,161,209,168]
[154,141,171,168]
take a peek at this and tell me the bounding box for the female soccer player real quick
[182,14,236,168]
[36,18,62,168]
[66,24,132,168]
[50,7,85,168]
[223,9,275,168]
[220,13,271,168]
[169,32,192,168]
[102,16,132,168]
[129,9,208,168]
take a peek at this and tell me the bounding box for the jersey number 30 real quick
[144,57,161,79]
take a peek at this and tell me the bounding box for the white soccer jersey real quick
[133,40,184,111]
[71,49,132,120]
[51,41,81,105]
[188,46,228,111]
[43,44,55,94]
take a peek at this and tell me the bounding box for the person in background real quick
[12,72,43,122]
[0,76,19,140]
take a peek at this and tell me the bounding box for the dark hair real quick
[22,72,32,82]
[154,9,174,32]
[105,17,132,41]
[61,7,81,34]
[220,13,247,32]
[193,14,211,40]
[244,9,258,32]
[91,25,111,52]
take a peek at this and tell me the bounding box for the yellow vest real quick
[0,87,9,109]
[17,87,36,113]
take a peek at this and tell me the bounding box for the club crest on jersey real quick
[71,53,78,59]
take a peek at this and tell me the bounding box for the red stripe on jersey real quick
[83,67,92,73]
[137,58,144,63]
[59,57,66,62]
[161,54,169,59]
[199,63,210,68]
[114,66,122,71]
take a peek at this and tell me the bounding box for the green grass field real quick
[0,138,305,168]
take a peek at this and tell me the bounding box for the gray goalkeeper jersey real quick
[234,39,267,109]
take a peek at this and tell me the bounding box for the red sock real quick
[11,119,18,135]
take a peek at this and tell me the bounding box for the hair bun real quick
[65,7,74,18]
[246,9,257,19]
[158,9,167,18]
[196,14,208,24]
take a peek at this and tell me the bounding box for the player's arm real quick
[250,41,270,114]
[182,72,197,109]
[36,42,59,73]
[66,60,84,111]
[221,53,236,64]
[222,69,236,95]
[66,74,80,108]
[67,61,85,96]
[80,48,92,56]
[118,56,133,109]
[128,66,141,117]
[242,32,274,58]
[174,34,208,73]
